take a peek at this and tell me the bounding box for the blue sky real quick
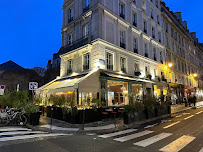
[0,0,202,68]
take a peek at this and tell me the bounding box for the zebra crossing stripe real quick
[163,121,180,129]
[159,135,195,152]
[98,129,137,138]
[0,133,70,142]
[196,111,203,115]
[113,130,153,142]
[0,127,31,132]
[199,147,203,152]
[0,131,46,136]
[133,133,172,147]
[184,115,194,120]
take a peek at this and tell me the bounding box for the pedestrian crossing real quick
[0,127,70,144]
[98,128,202,152]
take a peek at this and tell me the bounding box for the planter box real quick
[28,112,40,126]
[123,111,145,124]
[145,109,155,119]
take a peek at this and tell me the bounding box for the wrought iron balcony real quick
[68,17,73,23]
[145,53,148,58]
[83,64,89,70]
[134,48,138,53]
[144,29,147,33]
[120,42,126,49]
[107,65,113,70]
[121,67,126,73]
[67,69,72,74]
[60,35,92,54]
[134,71,141,76]
[152,35,155,39]
[159,39,161,43]
[120,13,125,19]
[83,5,89,13]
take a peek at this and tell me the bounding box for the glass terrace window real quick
[132,12,137,27]
[119,2,125,19]
[133,38,138,53]
[67,60,73,74]
[83,23,90,37]
[68,7,74,23]
[106,53,113,70]
[83,53,89,70]
[120,57,126,73]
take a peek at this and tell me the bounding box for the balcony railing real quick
[120,42,126,49]
[145,53,148,58]
[134,48,138,53]
[83,5,89,13]
[154,57,157,61]
[120,13,125,19]
[121,67,126,73]
[107,65,113,70]
[68,17,73,23]
[144,29,147,33]
[67,69,72,74]
[133,22,137,27]
[83,64,89,70]
[159,39,161,43]
[134,71,141,76]
[152,35,155,39]
[60,35,92,54]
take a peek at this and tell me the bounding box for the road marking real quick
[182,113,190,115]
[0,131,46,136]
[159,135,195,152]
[0,127,31,132]
[134,133,172,147]
[176,115,182,118]
[113,130,153,142]
[184,115,194,120]
[0,133,70,142]
[163,121,180,129]
[196,111,203,115]
[161,120,172,123]
[199,147,203,152]
[98,129,137,138]
[144,123,158,129]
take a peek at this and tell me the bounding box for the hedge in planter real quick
[143,96,157,119]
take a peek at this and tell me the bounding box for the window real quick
[156,0,159,8]
[157,14,160,24]
[165,23,168,33]
[83,53,89,70]
[132,12,137,27]
[144,43,148,58]
[83,23,90,37]
[68,33,73,45]
[142,0,146,9]
[68,7,74,22]
[145,66,150,77]
[153,48,157,61]
[120,57,126,73]
[106,53,113,70]
[120,30,125,49]
[83,0,90,12]
[143,20,147,33]
[119,2,125,19]
[150,8,153,19]
[133,38,138,53]
[134,62,139,72]
[67,60,73,74]
[171,28,174,37]
[160,51,163,63]
[154,69,157,77]
[152,26,155,39]
[158,32,161,43]
[174,57,177,69]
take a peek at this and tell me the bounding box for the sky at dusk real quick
[0,0,202,69]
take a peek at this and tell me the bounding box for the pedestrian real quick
[193,95,197,107]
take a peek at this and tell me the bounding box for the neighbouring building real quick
[38,0,203,107]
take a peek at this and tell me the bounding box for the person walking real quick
[193,95,197,107]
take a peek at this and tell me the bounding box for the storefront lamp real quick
[168,63,173,68]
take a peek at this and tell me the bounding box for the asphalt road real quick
[1,106,203,152]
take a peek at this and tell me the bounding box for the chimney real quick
[174,12,182,21]
[190,32,196,39]
[182,21,187,29]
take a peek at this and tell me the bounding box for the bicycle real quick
[4,108,27,126]
[0,109,9,126]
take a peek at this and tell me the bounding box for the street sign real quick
[0,85,5,95]
[29,82,38,90]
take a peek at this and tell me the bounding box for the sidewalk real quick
[27,101,203,134]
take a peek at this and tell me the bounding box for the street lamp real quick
[193,73,198,78]
[168,63,173,68]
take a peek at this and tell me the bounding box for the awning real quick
[37,69,100,94]
[105,73,155,83]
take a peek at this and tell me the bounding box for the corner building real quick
[38,0,203,107]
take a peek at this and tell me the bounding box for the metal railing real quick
[120,42,126,49]
[107,65,113,70]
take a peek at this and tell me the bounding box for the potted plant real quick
[143,95,157,119]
